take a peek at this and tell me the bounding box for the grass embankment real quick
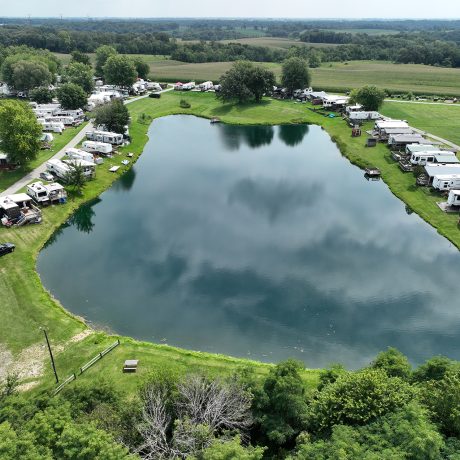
[0,122,87,192]
[2,91,459,395]
[381,101,460,146]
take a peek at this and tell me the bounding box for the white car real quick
[40,171,54,181]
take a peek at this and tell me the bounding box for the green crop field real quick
[54,53,169,69]
[326,28,401,35]
[381,101,460,146]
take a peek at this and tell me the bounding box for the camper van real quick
[27,181,67,205]
[432,174,460,191]
[39,120,64,134]
[410,150,459,165]
[447,189,460,206]
[86,130,124,145]
[199,81,213,91]
[63,159,96,178]
[46,159,71,179]
[82,141,113,155]
[65,148,97,164]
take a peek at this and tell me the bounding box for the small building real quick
[387,134,431,148]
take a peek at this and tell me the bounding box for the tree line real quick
[2,347,460,458]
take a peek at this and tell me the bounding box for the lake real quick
[38,115,460,369]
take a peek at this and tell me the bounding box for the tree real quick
[29,87,53,104]
[308,52,322,68]
[70,50,91,66]
[420,369,460,437]
[307,369,415,433]
[291,403,444,460]
[57,83,87,110]
[11,60,52,92]
[64,162,88,194]
[281,57,311,94]
[349,85,386,111]
[412,356,457,383]
[94,100,129,134]
[132,58,150,80]
[95,45,118,76]
[56,423,133,459]
[217,61,275,104]
[371,347,412,380]
[193,436,265,460]
[252,360,308,450]
[63,62,94,94]
[0,100,42,166]
[103,55,137,88]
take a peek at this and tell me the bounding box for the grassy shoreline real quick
[1,91,459,394]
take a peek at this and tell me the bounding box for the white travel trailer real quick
[432,174,460,191]
[199,81,214,91]
[349,111,381,122]
[39,120,64,134]
[46,159,71,179]
[447,189,460,206]
[27,181,67,205]
[182,82,196,91]
[374,120,409,135]
[56,109,85,123]
[410,150,459,165]
[86,130,124,145]
[63,159,96,178]
[46,116,76,126]
[65,148,96,164]
[145,81,162,91]
[425,164,460,184]
[82,140,113,155]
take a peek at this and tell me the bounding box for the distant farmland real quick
[151,60,460,96]
[219,37,339,49]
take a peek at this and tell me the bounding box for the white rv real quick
[63,159,96,178]
[199,81,213,91]
[447,189,460,206]
[410,150,459,165]
[86,130,124,145]
[432,175,460,191]
[405,144,438,155]
[82,140,113,155]
[65,148,99,164]
[145,81,162,92]
[182,82,196,91]
[39,120,64,134]
[374,120,409,135]
[46,159,71,179]
[27,181,67,205]
[46,116,76,126]
[424,164,460,184]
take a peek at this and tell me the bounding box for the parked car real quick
[40,171,54,181]
[0,242,15,257]
[149,92,161,99]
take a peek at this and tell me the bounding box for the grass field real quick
[54,53,169,69]
[2,92,460,396]
[0,123,87,192]
[150,60,460,95]
[220,37,339,49]
[381,101,460,146]
[326,28,401,35]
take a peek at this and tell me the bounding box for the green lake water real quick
[38,115,460,368]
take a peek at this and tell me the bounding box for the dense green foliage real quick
[62,61,94,94]
[95,45,118,76]
[217,61,275,103]
[132,58,150,80]
[0,100,42,166]
[94,100,130,134]
[103,55,137,88]
[56,82,87,110]
[350,85,387,111]
[281,57,311,93]
[29,86,54,104]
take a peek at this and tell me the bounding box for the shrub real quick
[180,99,191,108]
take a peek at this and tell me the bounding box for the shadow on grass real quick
[210,100,271,118]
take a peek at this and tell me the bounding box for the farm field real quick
[326,28,401,35]
[54,52,169,68]
[219,37,339,49]
[381,101,460,146]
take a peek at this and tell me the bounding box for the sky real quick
[5,0,460,19]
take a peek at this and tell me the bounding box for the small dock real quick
[365,167,381,177]
[210,117,221,124]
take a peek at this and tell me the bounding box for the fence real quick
[52,373,76,396]
[79,339,120,375]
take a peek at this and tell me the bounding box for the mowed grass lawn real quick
[381,101,460,146]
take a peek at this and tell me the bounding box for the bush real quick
[370,347,412,380]
[180,99,191,108]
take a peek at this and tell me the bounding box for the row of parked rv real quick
[174,81,220,92]
[30,102,86,134]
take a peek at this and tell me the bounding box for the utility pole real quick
[41,328,59,384]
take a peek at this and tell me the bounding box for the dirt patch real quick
[0,344,14,381]
[68,329,94,344]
